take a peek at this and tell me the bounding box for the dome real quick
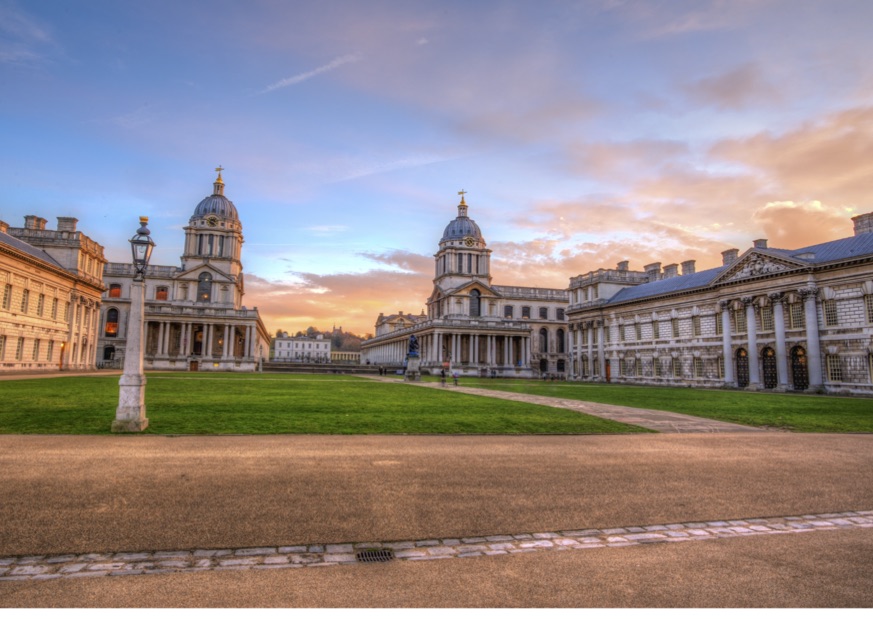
[440,194,483,243]
[192,194,239,220]
[191,168,239,221]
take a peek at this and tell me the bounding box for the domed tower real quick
[433,190,492,290]
[181,167,244,280]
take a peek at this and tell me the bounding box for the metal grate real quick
[355,548,395,563]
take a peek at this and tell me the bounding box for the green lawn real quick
[0,373,645,435]
[446,377,873,433]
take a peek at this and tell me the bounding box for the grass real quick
[440,377,873,433]
[0,372,645,435]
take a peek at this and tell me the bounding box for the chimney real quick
[24,215,47,230]
[616,260,629,271]
[663,263,679,278]
[681,260,696,275]
[852,212,873,236]
[644,262,661,282]
[57,217,78,232]
[722,249,739,265]
[753,239,768,249]
[0,220,8,234]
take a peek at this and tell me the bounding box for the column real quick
[743,297,760,388]
[156,322,165,355]
[586,322,594,379]
[769,292,789,389]
[597,320,606,379]
[800,285,823,389]
[719,300,735,386]
[222,324,231,359]
[205,324,213,358]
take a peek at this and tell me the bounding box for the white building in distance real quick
[273,332,332,363]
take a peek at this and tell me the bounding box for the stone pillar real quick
[769,292,789,390]
[586,322,594,378]
[205,324,213,358]
[222,324,231,359]
[720,300,735,387]
[743,297,760,389]
[113,279,148,432]
[800,285,823,389]
[597,320,606,379]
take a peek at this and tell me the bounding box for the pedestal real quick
[113,374,149,432]
[405,356,421,381]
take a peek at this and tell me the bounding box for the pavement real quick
[0,371,871,607]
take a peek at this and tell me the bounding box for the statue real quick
[408,334,420,357]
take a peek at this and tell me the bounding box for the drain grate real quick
[355,548,395,563]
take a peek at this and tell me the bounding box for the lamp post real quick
[112,217,155,433]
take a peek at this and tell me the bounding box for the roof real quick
[0,230,65,270]
[603,230,873,306]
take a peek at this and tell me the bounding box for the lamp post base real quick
[113,373,149,433]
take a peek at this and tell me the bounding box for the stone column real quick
[222,324,231,359]
[800,285,823,389]
[586,322,594,378]
[720,300,735,387]
[743,297,760,388]
[597,320,606,379]
[769,292,789,390]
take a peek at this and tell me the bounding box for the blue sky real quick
[2,0,873,335]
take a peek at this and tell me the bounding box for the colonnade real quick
[364,330,531,369]
[144,320,258,359]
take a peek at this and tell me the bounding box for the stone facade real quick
[273,333,332,363]
[97,171,270,372]
[566,212,873,395]
[0,217,106,371]
[362,194,569,377]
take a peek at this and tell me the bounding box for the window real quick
[197,273,212,303]
[635,323,642,340]
[470,289,481,317]
[522,306,531,319]
[47,340,54,362]
[654,358,663,377]
[557,308,564,321]
[504,305,514,318]
[539,307,548,319]
[0,335,5,360]
[51,298,58,319]
[556,329,565,353]
[693,358,704,378]
[867,295,873,323]
[826,355,843,382]
[109,284,122,298]
[622,359,632,376]
[761,306,774,331]
[734,309,747,333]
[605,326,611,343]
[619,325,626,342]
[823,299,838,326]
[653,320,660,339]
[32,339,40,361]
[21,289,29,313]
[457,253,463,272]
[2,284,10,310]
[715,314,723,335]
[671,318,679,338]
[15,337,24,360]
[672,358,681,378]
[789,303,805,329]
[692,315,701,337]
[105,308,119,338]
[64,302,70,322]
[718,356,725,379]
[37,294,45,317]
[539,328,548,353]
[636,358,642,377]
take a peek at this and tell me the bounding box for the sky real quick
[2,0,872,337]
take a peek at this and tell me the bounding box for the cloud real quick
[683,63,780,110]
[751,201,853,249]
[258,52,362,95]
[0,1,56,65]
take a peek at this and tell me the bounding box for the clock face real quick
[463,236,475,247]
[206,215,219,227]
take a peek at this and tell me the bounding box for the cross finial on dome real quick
[458,189,467,206]
[457,189,468,217]
[213,166,225,196]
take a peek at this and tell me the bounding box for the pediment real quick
[443,280,501,298]
[713,250,806,285]
[176,263,235,282]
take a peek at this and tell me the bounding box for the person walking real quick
[452,370,459,386]
[440,368,447,386]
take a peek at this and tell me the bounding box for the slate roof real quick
[603,230,873,306]
[0,230,65,270]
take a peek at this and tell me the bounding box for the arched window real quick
[105,308,119,337]
[197,273,212,303]
[540,328,548,353]
[470,289,481,317]
[556,328,565,353]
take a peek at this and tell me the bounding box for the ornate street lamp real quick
[112,217,155,432]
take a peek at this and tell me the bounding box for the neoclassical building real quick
[361,193,568,377]
[566,211,873,394]
[273,332,332,363]
[98,170,270,371]
[0,216,106,371]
